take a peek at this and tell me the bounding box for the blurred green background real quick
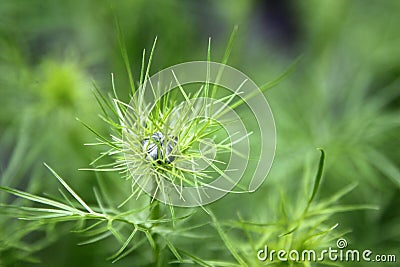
[0,0,399,266]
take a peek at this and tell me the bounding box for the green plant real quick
[0,28,255,265]
[0,24,382,267]
[206,150,376,266]
[0,28,296,265]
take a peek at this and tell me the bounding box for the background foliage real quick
[0,0,399,266]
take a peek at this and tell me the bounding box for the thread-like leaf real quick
[207,208,247,266]
[308,148,326,207]
[44,163,95,214]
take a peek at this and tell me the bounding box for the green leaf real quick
[307,148,326,207]
[164,238,183,263]
[0,186,80,214]
[108,228,138,261]
[111,238,147,263]
[115,16,135,94]
[76,118,119,149]
[78,231,113,246]
[221,25,238,65]
[229,55,302,111]
[44,163,95,214]
[179,250,213,267]
[207,208,248,266]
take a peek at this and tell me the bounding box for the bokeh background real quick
[1,0,399,266]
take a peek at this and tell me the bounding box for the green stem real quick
[150,198,162,266]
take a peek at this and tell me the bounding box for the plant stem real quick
[150,188,162,266]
